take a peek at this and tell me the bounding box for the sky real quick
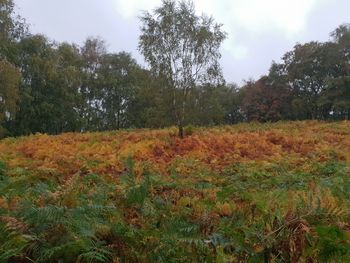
[14,0,350,84]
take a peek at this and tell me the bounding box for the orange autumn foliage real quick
[0,121,349,177]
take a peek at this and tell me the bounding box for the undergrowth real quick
[0,121,349,262]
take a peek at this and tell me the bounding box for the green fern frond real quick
[0,222,30,262]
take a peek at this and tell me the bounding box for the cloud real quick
[113,0,316,34]
[230,46,249,60]
[231,0,316,36]
[113,0,161,19]
[14,0,346,83]
[113,0,317,61]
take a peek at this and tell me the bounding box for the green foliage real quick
[139,0,226,137]
[184,124,195,136]
[120,157,150,206]
[0,161,5,177]
[316,226,350,262]
[0,1,350,138]
[0,221,30,262]
[0,149,349,262]
[0,60,21,137]
[0,167,122,262]
[0,1,350,260]
[1,118,350,263]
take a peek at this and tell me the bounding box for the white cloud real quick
[13,0,346,83]
[113,0,317,54]
[232,0,316,37]
[112,0,321,79]
[112,0,161,19]
[113,0,316,34]
[231,46,249,60]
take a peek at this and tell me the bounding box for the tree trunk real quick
[117,109,120,130]
[178,122,184,139]
[116,95,121,130]
[178,89,187,139]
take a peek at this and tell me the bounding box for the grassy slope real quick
[0,121,349,262]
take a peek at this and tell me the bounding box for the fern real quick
[122,156,136,185]
[121,160,151,206]
[77,240,112,263]
[0,161,6,180]
[0,222,31,262]
[316,226,350,262]
[0,122,349,262]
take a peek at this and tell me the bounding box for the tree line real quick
[0,0,349,138]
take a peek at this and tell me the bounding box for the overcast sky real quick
[14,0,349,84]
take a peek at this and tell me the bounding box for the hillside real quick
[0,121,349,262]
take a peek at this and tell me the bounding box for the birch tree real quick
[138,0,226,137]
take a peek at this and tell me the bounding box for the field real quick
[0,121,349,262]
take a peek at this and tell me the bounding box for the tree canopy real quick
[0,0,349,139]
[139,0,226,137]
